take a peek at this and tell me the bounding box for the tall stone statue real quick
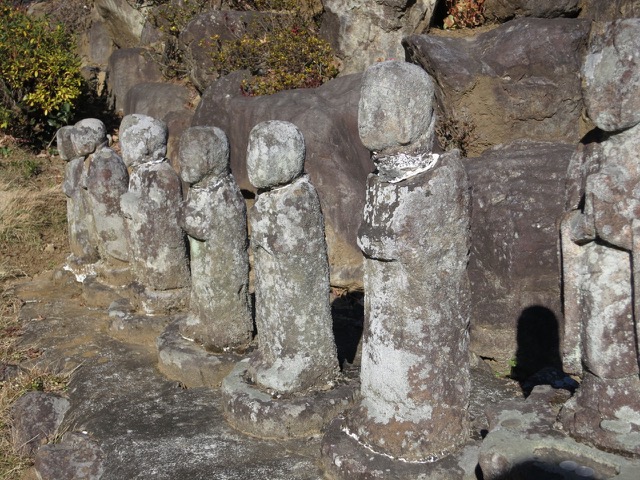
[559,19,640,457]
[57,118,107,271]
[119,114,190,313]
[177,126,253,351]
[323,61,472,478]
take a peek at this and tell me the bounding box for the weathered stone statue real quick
[177,126,252,351]
[85,147,130,269]
[221,120,354,440]
[245,120,339,393]
[119,114,190,313]
[323,61,472,478]
[57,118,107,270]
[559,19,640,457]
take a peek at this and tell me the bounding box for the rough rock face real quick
[94,0,145,48]
[246,121,339,394]
[559,19,640,457]
[484,0,580,21]
[582,19,640,133]
[192,72,373,289]
[578,0,640,21]
[464,141,573,374]
[179,10,263,92]
[34,432,105,480]
[123,82,192,120]
[177,126,252,350]
[404,17,591,156]
[11,392,70,456]
[320,0,437,75]
[106,48,162,115]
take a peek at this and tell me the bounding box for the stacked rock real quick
[57,119,108,271]
[119,114,190,313]
[322,61,472,477]
[559,19,640,456]
[221,121,354,439]
[176,126,253,351]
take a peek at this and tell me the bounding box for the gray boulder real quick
[320,0,438,75]
[94,0,145,48]
[578,0,640,21]
[484,0,580,21]
[192,72,373,289]
[464,141,573,374]
[123,82,192,120]
[11,392,70,456]
[179,10,264,92]
[34,432,105,480]
[106,48,162,115]
[582,19,640,132]
[404,17,590,156]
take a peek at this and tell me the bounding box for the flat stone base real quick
[221,359,358,439]
[321,416,480,480]
[156,319,242,388]
[131,285,189,314]
[479,385,640,480]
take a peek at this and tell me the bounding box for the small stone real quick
[358,60,436,156]
[559,460,578,471]
[246,120,305,189]
[119,114,168,167]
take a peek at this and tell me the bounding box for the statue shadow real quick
[331,291,364,369]
[512,305,576,396]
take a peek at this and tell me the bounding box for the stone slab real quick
[221,359,358,440]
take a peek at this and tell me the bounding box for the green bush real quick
[207,0,338,96]
[0,1,83,145]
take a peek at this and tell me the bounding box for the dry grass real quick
[0,136,70,479]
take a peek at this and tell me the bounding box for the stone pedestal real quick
[221,120,355,438]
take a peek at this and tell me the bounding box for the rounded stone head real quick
[246,120,305,189]
[56,118,107,161]
[358,60,436,155]
[178,126,230,184]
[119,114,168,168]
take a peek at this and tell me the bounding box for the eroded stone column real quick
[322,61,472,478]
[57,119,107,270]
[119,114,190,313]
[221,121,354,440]
[246,120,338,393]
[177,126,252,350]
[85,147,130,279]
[559,19,640,456]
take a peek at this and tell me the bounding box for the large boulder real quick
[578,0,640,21]
[192,72,372,289]
[484,0,580,21]
[179,10,264,92]
[404,17,591,156]
[123,82,193,120]
[106,48,163,115]
[463,141,573,375]
[94,0,146,48]
[320,0,438,75]
[582,19,640,132]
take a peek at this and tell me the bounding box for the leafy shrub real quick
[207,0,338,96]
[0,1,83,145]
[443,0,485,29]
